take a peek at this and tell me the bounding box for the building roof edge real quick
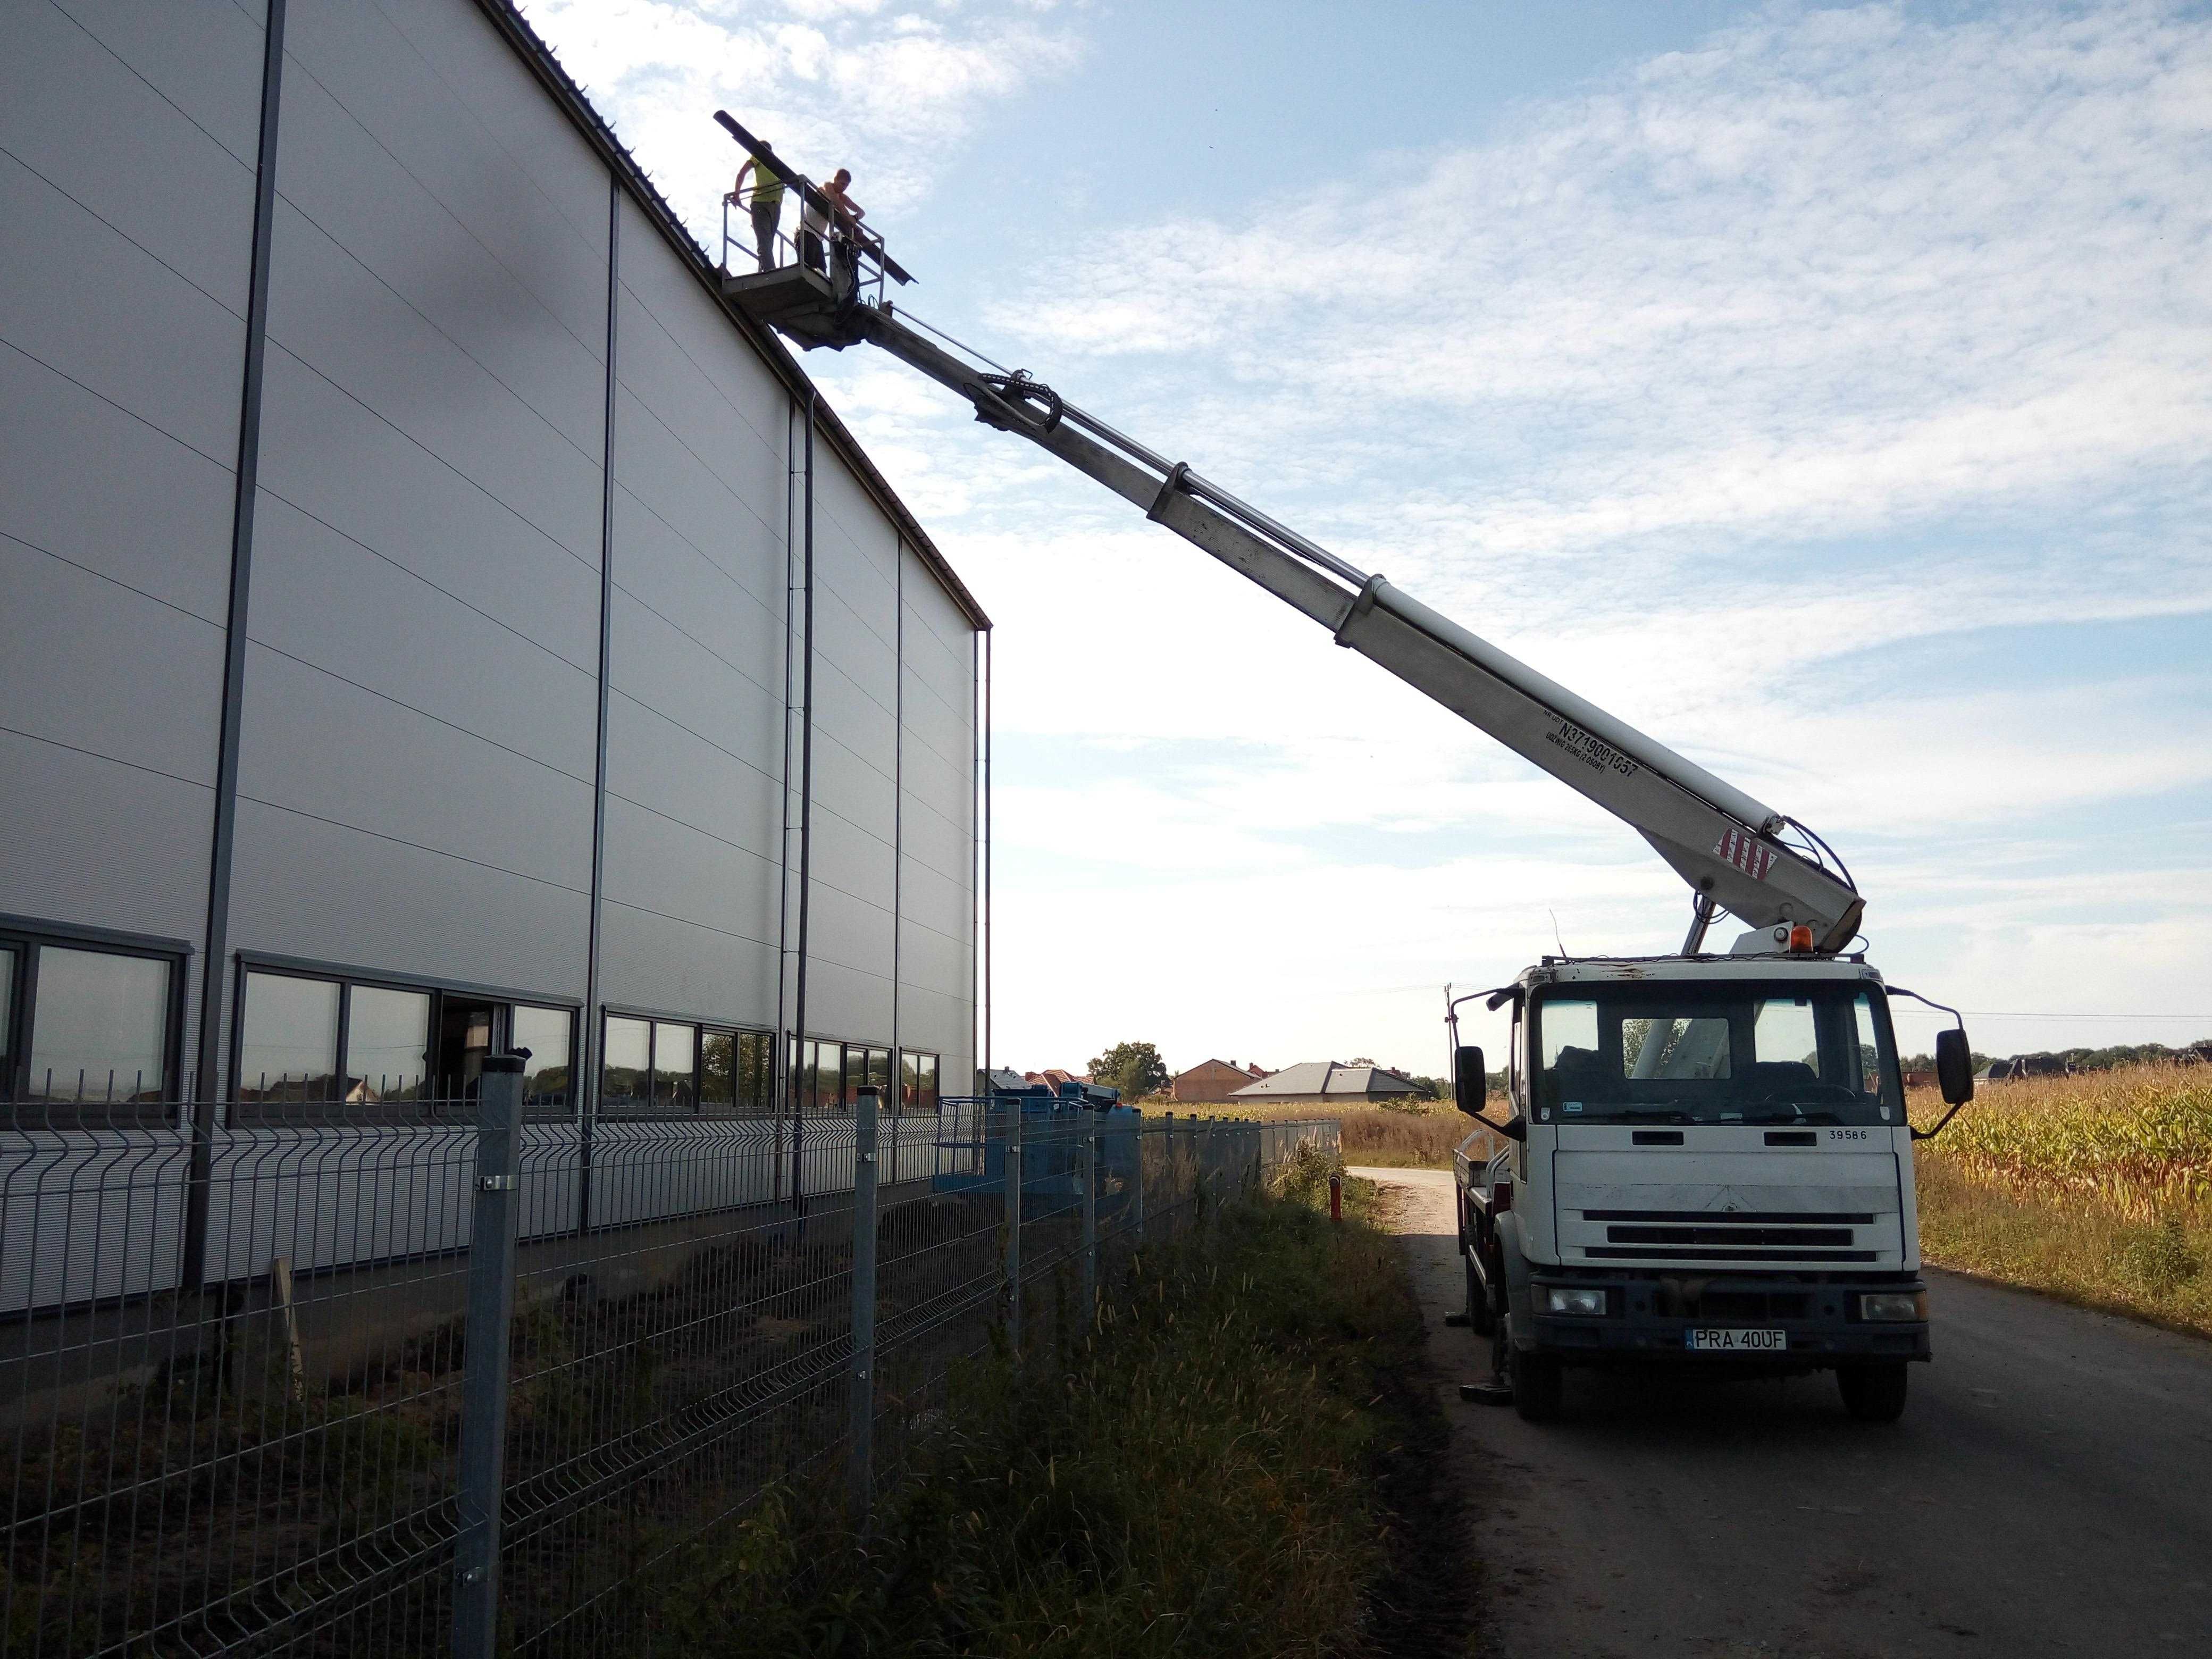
[472,0,991,632]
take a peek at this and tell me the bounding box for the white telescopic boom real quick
[851,308,1864,952]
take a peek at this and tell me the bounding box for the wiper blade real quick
[1609,1108,1694,1124]
[1744,1110,1844,1125]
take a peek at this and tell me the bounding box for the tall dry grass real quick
[649,1157,1430,1657]
[1911,1063,2212,1337]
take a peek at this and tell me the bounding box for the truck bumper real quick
[1526,1271,1932,1368]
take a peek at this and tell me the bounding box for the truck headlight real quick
[1543,1286,1608,1317]
[1858,1291,1927,1322]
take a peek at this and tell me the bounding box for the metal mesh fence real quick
[3,1087,1337,1656]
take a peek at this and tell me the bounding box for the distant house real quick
[1903,1069,1936,1090]
[1170,1058,1271,1102]
[1023,1068,1087,1089]
[1231,1062,1423,1105]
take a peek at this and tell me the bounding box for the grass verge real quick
[651,1150,1455,1657]
[1913,1065,2212,1338]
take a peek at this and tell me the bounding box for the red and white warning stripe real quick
[1714,827,1777,881]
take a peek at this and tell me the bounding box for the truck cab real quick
[1455,951,1942,1423]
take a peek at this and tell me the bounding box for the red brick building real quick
[1169,1059,1271,1102]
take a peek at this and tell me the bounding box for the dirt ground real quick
[1355,1165,2212,1659]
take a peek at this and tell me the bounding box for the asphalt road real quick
[1352,1166,2212,1659]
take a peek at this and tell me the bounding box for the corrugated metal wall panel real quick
[275,0,609,554]
[0,1,262,1097]
[229,0,610,1001]
[369,0,617,329]
[897,549,976,1081]
[803,458,900,1046]
[227,798,592,1000]
[244,491,601,781]
[600,194,789,1027]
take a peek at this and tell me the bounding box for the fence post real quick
[454,1054,525,1659]
[1080,1118,1098,1319]
[849,1085,881,1523]
[1002,1097,1023,1358]
[1204,1117,1216,1228]
[1129,1115,1146,1246]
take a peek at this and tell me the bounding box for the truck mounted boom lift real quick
[714,112,1859,958]
[716,113,1975,1425]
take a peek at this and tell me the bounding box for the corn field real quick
[1911,1064,2212,1218]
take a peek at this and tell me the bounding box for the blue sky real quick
[526,0,2212,1078]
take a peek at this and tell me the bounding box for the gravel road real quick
[1352,1165,2212,1658]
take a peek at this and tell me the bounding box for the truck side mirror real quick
[1454,1045,1486,1117]
[1935,1028,1974,1107]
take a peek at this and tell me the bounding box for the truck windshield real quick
[1531,982,1901,1126]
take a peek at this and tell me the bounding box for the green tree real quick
[1088,1040,1171,1101]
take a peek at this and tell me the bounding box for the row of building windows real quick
[235,967,576,1113]
[0,926,942,1121]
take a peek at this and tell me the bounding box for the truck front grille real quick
[1586,1246,1878,1262]
[1604,1225,1854,1247]
[1581,1209,1875,1225]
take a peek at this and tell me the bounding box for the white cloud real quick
[519,0,1081,240]
[985,1,2212,565]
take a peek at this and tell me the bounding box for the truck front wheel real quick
[1509,1329,1563,1422]
[1837,1361,1909,1423]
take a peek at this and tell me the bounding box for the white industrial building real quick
[1,0,984,1306]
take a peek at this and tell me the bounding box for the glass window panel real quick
[344,986,429,1103]
[1538,999,1598,1072]
[1622,1016,1731,1079]
[916,1052,938,1112]
[26,947,170,1104]
[806,1041,841,1116]
[602,1016,651,1110]
[515,1006,574,1109]
[237,971,339,1103]
[1853,993,1883,1095]
[739,1032,770,1115]
[1754,999,1820,1069]
[866,1047,892,1095]
[0,946,15,1063]
[700,1029,735,1110]
[653,1021,696,1111]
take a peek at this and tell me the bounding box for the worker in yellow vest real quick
[728,150,786,273]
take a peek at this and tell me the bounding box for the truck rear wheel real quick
[1464,1250,1494,1337]
[1509,1325,1563,1422]
[1837,1361,1909,1423]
